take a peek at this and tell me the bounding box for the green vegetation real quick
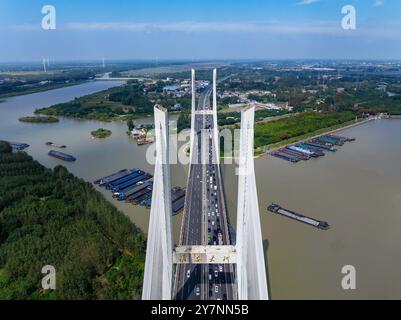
[0,141,12,153]
[177,113,191,132]
[91,128,112,139]
[254,111,356,148]
[0,142,145,299]
[35,81,160,121]
[18,116,59,123]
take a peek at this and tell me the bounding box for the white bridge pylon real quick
[142,105,173,300]
[236,106,269,300]
[142,71,268,300]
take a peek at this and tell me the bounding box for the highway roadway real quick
[173,84,236,300]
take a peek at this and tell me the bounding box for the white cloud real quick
[63,21,341,35]
[6,20,401,40]
[298,0,321,5]
[373,0,384,6]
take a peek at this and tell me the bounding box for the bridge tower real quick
[236,106,269,300]
[189,69,196,166]
[212,68,220,164]
[142,105,173,300]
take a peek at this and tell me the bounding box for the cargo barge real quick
[98,169,139,186]
[326,134,355,142]
[296,143,325,157]
[315,136,344,146]
[106,170,144,189]
[287,145,320,158]
[112,173,152,192]
[172,197,185,215]
[171,187,185,203]
[270,151,299,163]
[7,142,30,150]
[267,203,329,230]
[48,150,76,162]
[118,182,151,200]
[131,189,153,204]
[302,141,337,152]
[280,147,310,160]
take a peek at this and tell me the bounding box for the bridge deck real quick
[173,85,236,300]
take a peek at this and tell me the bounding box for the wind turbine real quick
[42,57,47,73]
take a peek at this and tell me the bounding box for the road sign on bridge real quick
[173,245,237,264]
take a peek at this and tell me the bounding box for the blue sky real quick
[0,0,400,61]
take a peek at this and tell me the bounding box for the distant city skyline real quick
[0,0,400,62]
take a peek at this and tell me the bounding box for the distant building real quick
[170,103,182,111]
[336,88,345,94]
[376,84,387,92]
[131,128,145,137]
[163,85,180,92]
[284,102,294,111]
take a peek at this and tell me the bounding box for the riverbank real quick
[220,117,370,160]
[0,80,87,100]
[265,117,370,153]
[18,115,59,123]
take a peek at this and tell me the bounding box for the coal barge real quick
[48,150,76,162]
[267,203,329,230]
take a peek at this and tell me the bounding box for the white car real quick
[187,270,191,278]
[219,265,223,272]
[215,285,219,293]
[196,286,200,296]
[214,270,218,278]
[212,221,215,226]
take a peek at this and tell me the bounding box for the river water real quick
[1,82,401,299]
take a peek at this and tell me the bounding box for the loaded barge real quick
[7,142,30,150]
[48,150,76,162]
[267,203,329,230]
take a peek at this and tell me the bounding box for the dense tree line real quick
[109,81,153,114]
[0,142,146,299]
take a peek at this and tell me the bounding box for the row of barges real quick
[270,134,355,163]
[94,168,186,215]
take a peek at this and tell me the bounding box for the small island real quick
[91,128,112,139]
[18,116,59,123]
